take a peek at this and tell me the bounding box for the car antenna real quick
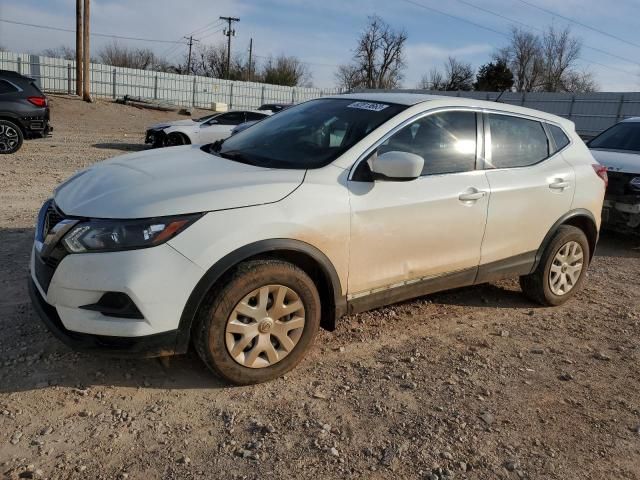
[494,90,507,103]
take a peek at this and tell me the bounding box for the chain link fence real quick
[0,51,343,110]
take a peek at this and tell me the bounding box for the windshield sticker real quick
[347,101,390,112]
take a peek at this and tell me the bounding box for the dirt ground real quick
[0,96,639,480]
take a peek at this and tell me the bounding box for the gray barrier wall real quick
[355,88,640,139]
[0,51,342,110]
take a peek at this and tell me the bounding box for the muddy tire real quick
[193,260,321,385]
[0,120,23,154]
[520,225,590,306]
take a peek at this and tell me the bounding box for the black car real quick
[0,70,52,154]
[257,103,291,113]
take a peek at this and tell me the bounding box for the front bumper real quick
[29,280,180,357]
[145,128,166,146]
[602,194,640,232]
[29,241,205,357]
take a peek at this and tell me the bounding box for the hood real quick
[149,119,199,130]
[590,149,640,174]
[54,145,305,218]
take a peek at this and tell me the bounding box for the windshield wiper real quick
[217,150,257,166]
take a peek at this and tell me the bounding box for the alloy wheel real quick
[549,241,584,296]
[0,124,19,153]
[225,284,306,368]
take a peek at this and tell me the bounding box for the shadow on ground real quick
[0,226,637,393]
[92,142,149,152]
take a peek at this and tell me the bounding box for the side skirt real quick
[346,250,537,316]
[347,268,477,315]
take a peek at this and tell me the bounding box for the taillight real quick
[27,96,47,108]
[592,164,608,188]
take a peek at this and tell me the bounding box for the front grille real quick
[606,171,640,196]
[35,200,70,293]
[43,203,65,237]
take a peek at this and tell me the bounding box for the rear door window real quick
[487,114,549,168]
[210,112,246,126]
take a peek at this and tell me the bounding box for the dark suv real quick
[0,70,51,154]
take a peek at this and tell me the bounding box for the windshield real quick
[211,98,407,169]
[589,122,640,152]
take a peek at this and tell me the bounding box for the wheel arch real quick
[532,209,598,272]
[0,114,25,135]
[175,239,346,354]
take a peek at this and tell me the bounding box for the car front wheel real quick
[194,260,321,385]
[520,225,590,306]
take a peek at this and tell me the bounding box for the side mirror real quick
[370,150,424,181]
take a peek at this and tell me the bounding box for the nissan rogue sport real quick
[29,93,606,385]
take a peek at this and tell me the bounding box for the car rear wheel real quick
[520,225,590,306]
[193,260,321,385]
[0,120,23,154]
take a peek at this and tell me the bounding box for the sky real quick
[1,0,639,91]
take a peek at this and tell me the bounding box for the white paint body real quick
[162,110,271,144]
[31,93,605,338]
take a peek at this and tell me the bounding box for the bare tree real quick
[564,69,599,93]
[41,45,76,60]
[260,55,311,87]
[423,57,474,91]
[335,64,363,91]
[498,27,543,92]
[419,68,445,90]
[540,25,581,92]
[336,15,407,89]
[498,26,594,92]
[188,43,245,79]
[97,41,156,70]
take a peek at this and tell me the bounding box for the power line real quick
[198,27,225,41]
[515,0,640,50]
[0,17,184,44]
[449,0,640,70]
[398,0,637,77]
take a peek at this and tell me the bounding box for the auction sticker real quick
[347,101,389,112]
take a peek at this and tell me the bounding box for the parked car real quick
[257,103,291,113]
[145,113,222,147]
[146,110,270,147]
[0,70,51,154]
[588,118,640,233]
[30,93,605,385]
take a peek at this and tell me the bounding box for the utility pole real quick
[75,0,83,96]
[82,0,91,101]
[247,38,253,82]
[219,16,240,80]
[184,35,197,74]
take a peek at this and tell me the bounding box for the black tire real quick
[166,132,190,146]
[193,260,321,385]
[0,119,24,154]
[520,225,590,306]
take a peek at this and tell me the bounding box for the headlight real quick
[62,214,201,253]
[630,177,640,190]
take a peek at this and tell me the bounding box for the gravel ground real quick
[1,96,639,480]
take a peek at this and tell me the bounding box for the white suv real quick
[30,93,606,384]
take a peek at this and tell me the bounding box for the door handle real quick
[458,189,487,202]
[549,179,570,190]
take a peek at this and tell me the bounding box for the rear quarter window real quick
[0,80,19,94]
[549,124,570,151]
